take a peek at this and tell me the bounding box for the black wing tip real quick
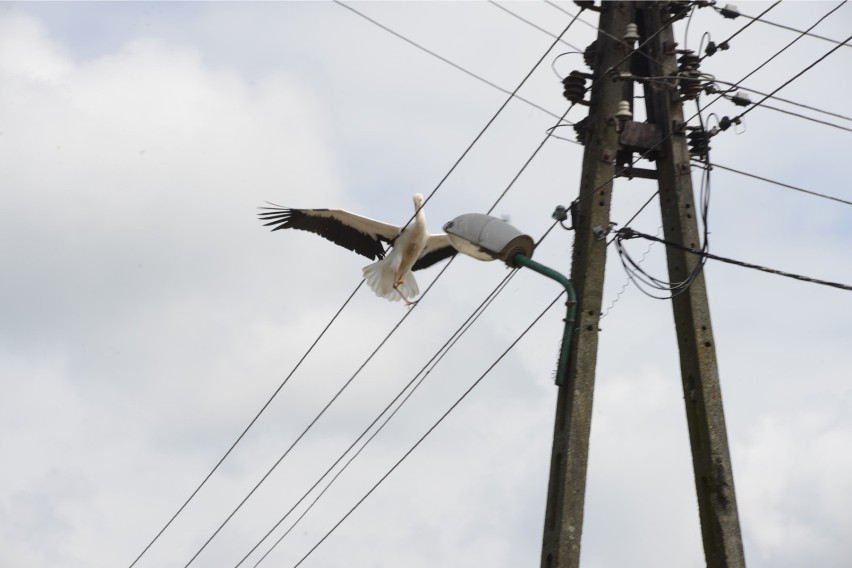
[257,202,293,231]
[255,205,387,260]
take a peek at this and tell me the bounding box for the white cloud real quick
[1,3,851,568]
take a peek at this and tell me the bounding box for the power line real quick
[458,0,852,220]
[227,99,570,561]
[232,100,572,562]
[606,13,852,299]
[564,0,852,270]
[519,1,851,145]
[181,45,579,567]
[488,104,575,213]
[711,79,852,124]
[339,2,584,221]
[181,281,433,567]
[126,283,364,568]
[715,2,852,49]
[487,0,584,53]
[601,226,661,320]
[699,0,782,62]
[722,95,852,133]
[334,0,569,125]
[701,160,852,208]
[288,290,567,568]
[243,262,522,567]
[130,10,583,566]
[244,218,562,567]
[699,1,847,119]
[233,96,572,561]
[731,30,852,124]
[587,2,852,218]
[616,227,852,292]
[544,0,695,80]
[230,76,573,566]
[537,0,852,134]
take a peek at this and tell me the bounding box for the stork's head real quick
[413,193,425,211]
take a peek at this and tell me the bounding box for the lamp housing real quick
[443,213,535,266]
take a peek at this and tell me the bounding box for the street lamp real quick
[443,213,577,386]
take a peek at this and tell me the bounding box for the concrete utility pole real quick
[637,3,746,566]
[541,2,745,567]
[540,3,634,567]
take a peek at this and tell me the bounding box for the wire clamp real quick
[593,222,617,240]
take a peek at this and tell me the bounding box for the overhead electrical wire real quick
[339,2,584,220]
[333,0,569,125]
[525,0,849,298]
[710,78,852,124]
[178,15,583,562]
[693,1,848,128]
[699,0,782,62]
[334,2,852,214]
[704,161,852,207]
[611,12,851,298]
[271,22,852,565]
[728,30,852,124]
[604,3,845,298]
[601,0,851,208]
[125,282,364,568]
[287,290,567,568]
[719,95,852,133]
[487,0,584,53]
[611,166,710,299]
[543,0,694,81]
[539,0,852,144]
[568,0,827,298]
[262,6,847,566]
[188,97,574,565]
[540,1,711,299]
[566,1,852,301]
[616,227,852,292]
[601,226,661,320]
[234,102,574,564]
[261,5,852,563]
[248,222,569,567]
[715,2,852,49]
[181,99,574,566]
[130,4,851,564]
[519,1,709,300]
[237,267,522,567]
[129,8,585,567]
[181,279,428,567]
[442,0,852,214]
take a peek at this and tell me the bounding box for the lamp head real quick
[443,213,535,266]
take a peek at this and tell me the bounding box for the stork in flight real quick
[258,194,456,305]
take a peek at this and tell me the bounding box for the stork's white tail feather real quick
[362,257,419,302]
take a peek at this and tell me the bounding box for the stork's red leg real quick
[393,282,416,306]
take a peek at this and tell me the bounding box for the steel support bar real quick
[513,254,577,387]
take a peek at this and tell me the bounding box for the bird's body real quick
[259,194,455,304]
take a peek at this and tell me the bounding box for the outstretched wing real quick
[259,204,401,261]
[412,233,457,271]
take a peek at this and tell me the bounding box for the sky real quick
[1,1,851,567]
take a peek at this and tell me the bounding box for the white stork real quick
[258,193,456,305]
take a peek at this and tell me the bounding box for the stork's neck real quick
[408,198,426,230]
